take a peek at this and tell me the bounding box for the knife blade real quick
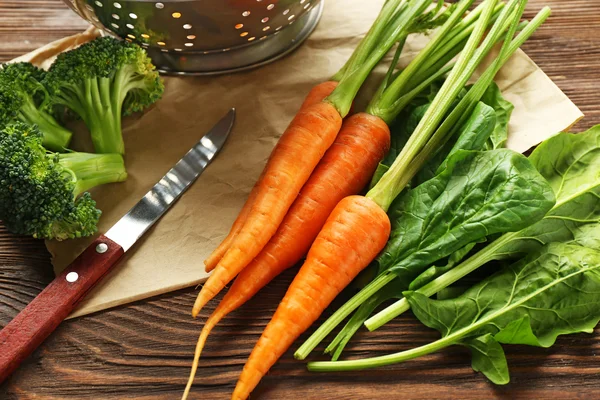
[0,108,235,383]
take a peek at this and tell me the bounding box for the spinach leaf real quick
[405,242,600,384]
[411,101,496,186]
[480,82,514,150]
[409,239,484,290]
[377,148,556,284]
[370,104,429,188]
[364,126,600,332]
[436,286,469,300]
[455,126,600,267]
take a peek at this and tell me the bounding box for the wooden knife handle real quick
[0,235,124,383]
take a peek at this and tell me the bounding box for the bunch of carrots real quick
[183,0,550,399]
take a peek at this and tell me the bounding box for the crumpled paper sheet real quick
[15,0,582,318]
[9,26,102,70]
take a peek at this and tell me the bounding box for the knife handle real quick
[0,235,124,383]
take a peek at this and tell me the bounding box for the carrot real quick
[230,196,391,400]
[192,101,343,317]
[203,172,261,273]
[227,2,527,396]
[182,114,390,398]
[203,81,339,273]
[299,80,340,111]
[192,0,432,318]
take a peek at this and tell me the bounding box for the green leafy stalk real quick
[408,2,507,89]
[294,273,396,360]
[372,4,548,204]
[366,0,478,122]
[308,243,600,380]
[331,0,409,82]
[367,1,511,128]
[325,280,405,361]
[326,0,434,117]
[366,0,505,211]
[382,16,528,127]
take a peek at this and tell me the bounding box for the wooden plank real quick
[1,0,600,399]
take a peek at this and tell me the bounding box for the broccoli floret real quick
[0,122,127,240]
[45,36,164,155]
[0,62,73,151]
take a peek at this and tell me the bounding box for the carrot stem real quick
[408,3,506,90]
[366,0,477,123]
[373,13,533,200]
[331,0,409,82]
[326,0,434,117]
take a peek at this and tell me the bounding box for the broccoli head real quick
[45,37,164,155]
[0,62,73,151]
[0,122,127,240]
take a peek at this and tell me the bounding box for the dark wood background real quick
[1,1,600,399]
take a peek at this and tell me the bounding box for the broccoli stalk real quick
[58,152,129,195]
[0,62,73,151]
[0,122,127,240]
[45,37,164,155]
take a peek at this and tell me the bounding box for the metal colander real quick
[62,0,324,75]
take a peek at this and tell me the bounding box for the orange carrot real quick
[299,80,340,111]
[203,81,339,273]
[192,101,343,317]
[182,114,390,398]
[194,0,426,310]
[203,171,262,273]
[230,195,391,400]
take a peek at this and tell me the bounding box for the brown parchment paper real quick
[15,0,582,318]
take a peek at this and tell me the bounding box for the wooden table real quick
[1,1,600,399]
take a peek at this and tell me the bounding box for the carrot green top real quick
[325,0,436,118]
[366,0,527,212]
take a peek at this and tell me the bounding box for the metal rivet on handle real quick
[96,243,109,254]
[66,272,79,283]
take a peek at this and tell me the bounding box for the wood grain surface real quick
[1,1,600,399]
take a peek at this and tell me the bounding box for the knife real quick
[0,108,235,383]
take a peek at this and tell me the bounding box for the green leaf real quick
[493,315,542,346]
[377,149,556,283]
[405,243,600,383]
[409,239,484,290]
[368,126,600,333]
[485,126,600,260]
[464,334,509,385]
[370,103,430,189]
[412,101,496,186]
[480,82,514,150]
[436,286,469,300]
